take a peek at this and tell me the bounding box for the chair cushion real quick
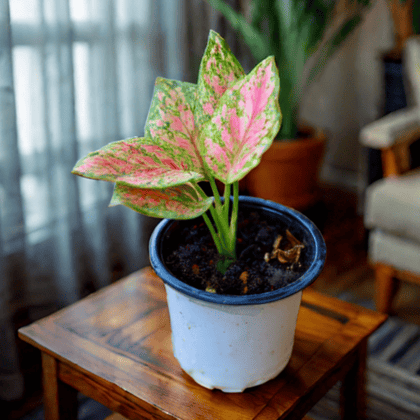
[365,169,420,244]
[369,229,420,274]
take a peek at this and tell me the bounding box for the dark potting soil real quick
[164,209,308,295]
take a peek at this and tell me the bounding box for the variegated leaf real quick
[196,30,245,127]
[72,137,205,188]
[199,56,281,184]
[144,78,205,176]
[110,183,214,220]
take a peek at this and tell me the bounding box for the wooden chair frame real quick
[372,126,420,313]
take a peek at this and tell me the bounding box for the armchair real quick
[360,36,420,314]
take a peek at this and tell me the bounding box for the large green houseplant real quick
[207,0,373,208]
[207,0,373,139]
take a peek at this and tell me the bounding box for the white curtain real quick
[0,0,228,402]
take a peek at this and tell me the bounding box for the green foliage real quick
[207,0,372,139]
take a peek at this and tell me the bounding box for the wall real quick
[299,0,395,192]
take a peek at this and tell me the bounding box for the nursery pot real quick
[149,196,326,392]
[246,127,326,210]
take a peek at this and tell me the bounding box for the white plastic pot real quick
[165,284,302,392]
[150,196,326,392]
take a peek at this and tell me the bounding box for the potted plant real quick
[207,0,373,209]
[72,30,326,392]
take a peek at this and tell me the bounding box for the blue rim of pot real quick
[149,196,326,305]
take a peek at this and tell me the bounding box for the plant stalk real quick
[229,181,239,254]
[202,178,239,273]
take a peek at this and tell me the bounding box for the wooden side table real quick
[19,267,386,420]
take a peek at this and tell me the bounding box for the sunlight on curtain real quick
[0,0,25,402]
[0,0,225,402]
[5,0,194,302]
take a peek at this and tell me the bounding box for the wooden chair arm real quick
[360,108,420,176]
[360,107,420,149]
[382,123,420,176]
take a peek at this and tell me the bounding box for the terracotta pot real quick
[246,128,326,210]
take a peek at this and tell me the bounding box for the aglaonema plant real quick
[72,30,281,273]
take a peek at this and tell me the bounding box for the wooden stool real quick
[105,414,316,420]
[19,267,386,420]
[104,413,316,420]
[105,414,128,420]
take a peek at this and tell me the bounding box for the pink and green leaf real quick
[110,183,214,220]
[199,56,281,184]
[71,29,282,233]
[71,137,205,188]
[145,77,205,176]
[195,30,245,127]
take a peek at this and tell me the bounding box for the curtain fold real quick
[0,0,25,402]
[0,0,234,403]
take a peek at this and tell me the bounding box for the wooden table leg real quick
[340,339,367,420]
[42,352,78,420]
[375,264,399,314]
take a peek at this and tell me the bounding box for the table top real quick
[19,267,387,420]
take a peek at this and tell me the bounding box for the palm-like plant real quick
[207,0,372,139]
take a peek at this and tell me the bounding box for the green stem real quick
[208,176,232,254]
[209,176,223,210]
[202,212,223,255]
[197,180,226,249]
[223,183,231,220]
[196,180,237,272]
[229,181,239,255]
[207,203,227,248]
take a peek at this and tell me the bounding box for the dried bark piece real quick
[286,230,303,248]
[240,271,249,294]
[264,231,304,265]
[264,235,283,262]
[239,271,249,283]
[272,235,282,251]
[275,246,303,264]
[205,286,216,293]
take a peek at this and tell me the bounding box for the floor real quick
[4,184,420,420]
